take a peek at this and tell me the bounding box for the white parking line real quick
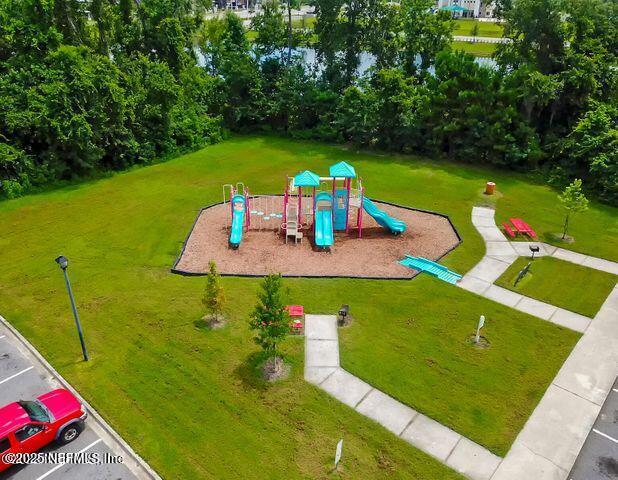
[35,438,103,480]
[612,388,618,393]
[0,335,6,339]
[593,428,618,444]
[0,366,34,385]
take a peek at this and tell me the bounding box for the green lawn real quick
[453,19,504,38]
[452,40,497,57]
[338,276,580,456]
[0,135,615,477]
[496,257,617,318]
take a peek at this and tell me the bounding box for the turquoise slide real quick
[314,191,334,248]
[362,198,407,234]
[399,255,462,284]
[315,210,334,248]
[229,194,246,249]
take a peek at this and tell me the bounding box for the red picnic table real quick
[507,218,537,238]
[286,305,304,334]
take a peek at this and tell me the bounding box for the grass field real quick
[496,257,617,318]
[453,19,504,38]
[0,135,615,478]
[338,276,580,455]
[452,40,497,57]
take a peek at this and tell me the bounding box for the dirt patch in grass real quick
[262,356,291,382]
[174,196,460,278]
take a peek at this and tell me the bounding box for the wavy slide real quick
[362,198,407,234]
[229,194,246,249]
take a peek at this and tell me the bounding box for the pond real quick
[196,47,497,76]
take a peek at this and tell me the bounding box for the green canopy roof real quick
[329,161,356,178]
[293,170,320,187]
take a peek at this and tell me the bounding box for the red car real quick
[0,388,87,472]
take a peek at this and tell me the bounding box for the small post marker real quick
[475,315,485,344]
[334,439,343,469]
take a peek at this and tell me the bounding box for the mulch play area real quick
[173,196,460,279]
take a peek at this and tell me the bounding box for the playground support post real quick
[357,186,364,238]
[297,187,303,224]
[345,178,352,235]
[245,188,251,229]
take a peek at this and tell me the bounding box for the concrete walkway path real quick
[305,315,502,480]
[458,207,618,333]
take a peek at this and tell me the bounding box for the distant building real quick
[436,0,496,18]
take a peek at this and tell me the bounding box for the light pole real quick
[55,256,89,361]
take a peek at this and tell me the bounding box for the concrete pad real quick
[476,226,508,242]
[483,285,524,308]
[466,256,513,283]
[553,313,618,405]
[320,369,373,408]
[552,248,588,265]
[305,340,339,367]
[400,413,461,461]
[515,296,557,320]
[304,366,336,386]
[457,275,491,295]
[548,308,590,333]
[472,207,495,218]
[581,255,618,275]
[492,442,567,480]
[356,389,418,436]
[472,215,499,227]
[510,242,549,257]
[515,384,600,470]
[446,437,502,480]
[305,314,338,340]
[485,241,517,257]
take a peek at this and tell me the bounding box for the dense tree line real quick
[0,0,223,198]
[1,0,616,203]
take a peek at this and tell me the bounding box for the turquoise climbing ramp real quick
[398,255,462,284]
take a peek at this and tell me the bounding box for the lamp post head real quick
[55,255,69,270]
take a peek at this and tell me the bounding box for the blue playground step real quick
[399,255,462,285]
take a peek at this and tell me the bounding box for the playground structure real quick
[176,195,460,278]
[281,161,407,250]
[178,161,459,278]
[222,161,408,251]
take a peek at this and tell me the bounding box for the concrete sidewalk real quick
[304,315,502,480]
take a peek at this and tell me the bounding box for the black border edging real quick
[170,195,463,280]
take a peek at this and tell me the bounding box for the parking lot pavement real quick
[568,377,618,480]
[0,321,145,480]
